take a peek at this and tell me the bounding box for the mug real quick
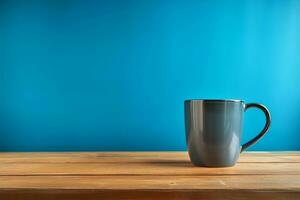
[184,99,271,167]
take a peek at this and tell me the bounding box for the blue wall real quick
[0,0,299,151]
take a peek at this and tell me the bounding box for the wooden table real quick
[0,152,299,200]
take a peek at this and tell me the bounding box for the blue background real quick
[0,0,299,151]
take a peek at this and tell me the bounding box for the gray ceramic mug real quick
[184,99,271,167]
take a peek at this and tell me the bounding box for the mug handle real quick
[241,103,271,152]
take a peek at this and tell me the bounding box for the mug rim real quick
[184,99,244,103]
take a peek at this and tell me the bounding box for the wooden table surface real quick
[0,152,299,200]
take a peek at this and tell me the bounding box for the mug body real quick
[184,99,244,167]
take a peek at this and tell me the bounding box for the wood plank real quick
[0,152,299,200]
[0,175,299,190]
[1,189,299,200]
[0,152,299,163]
[0,162,299,176]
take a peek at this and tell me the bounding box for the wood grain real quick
[0,162,299,176]
[2,190,299,200]
[0,175,299,190]
[0,152,299,200]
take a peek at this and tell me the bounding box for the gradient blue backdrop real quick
[0,0,299,151]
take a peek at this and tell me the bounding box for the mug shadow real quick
[144,160,194,168]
